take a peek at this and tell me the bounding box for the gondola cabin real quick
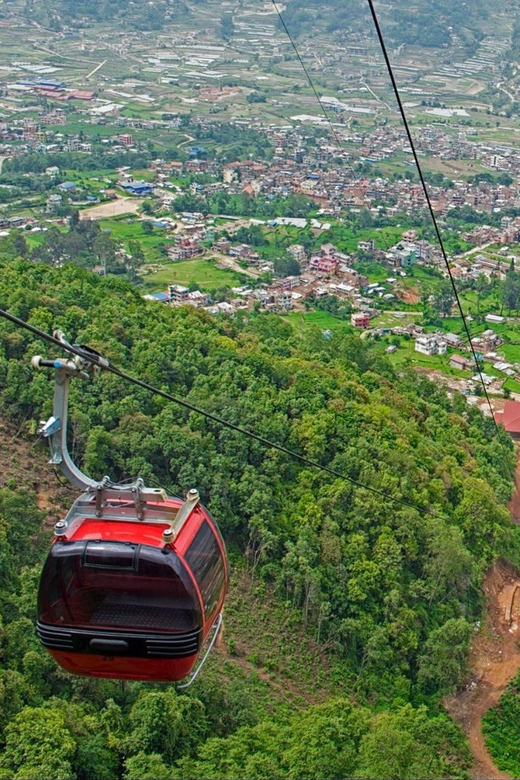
[37,487,227,683]
[33,342,228,685]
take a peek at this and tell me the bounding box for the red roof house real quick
[495,400,520,439]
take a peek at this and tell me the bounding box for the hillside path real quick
[445,451,520,779]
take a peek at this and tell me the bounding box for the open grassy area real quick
[25,231,48,250]
[286,310,354,336]
[503,377,520,394]
[334,225,408,255]
[375,311,423,328]
[97,217,168,261]
[99,217,149,239]
[351,260,390,283]
[384,337,504,386]
[500,343,520,364]
[140,257,245,291]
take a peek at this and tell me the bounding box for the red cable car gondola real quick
[33,335,228,685]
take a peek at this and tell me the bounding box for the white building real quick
[168,284,189,304]
[287,244,308,265]
[415,335,447,356]
[46,193,62,212]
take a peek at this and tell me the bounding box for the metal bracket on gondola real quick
[32,345,100,492]
[170,488,200,538]
[32,334,131,494]
[32,334,202,527]
[132,482,144,521]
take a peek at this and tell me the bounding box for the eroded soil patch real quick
[445,559,520,779]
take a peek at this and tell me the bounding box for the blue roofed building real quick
[143,292,170,303]
[187,145,205,158]
[122,181,153,197]
[57,181,76,192]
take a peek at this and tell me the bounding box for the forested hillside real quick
[21,0,189,30]
[280,0,490,50]
[19,0,494,47]
[0,239,519,777]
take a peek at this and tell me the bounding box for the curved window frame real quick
[38,540,202,634]
[184,520,225,619]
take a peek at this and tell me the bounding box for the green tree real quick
[273,255,300,277]
[126,690,208,764]
[483,671,520,777]
[76,732,119,780]
[0,706,77,780]
[124,752,172,780]
[417,618,473,694]
[433,279,456,318]
[219,12,235,39]
[501,259,520,313]
[356,719,432,779]
[12,231,28,259]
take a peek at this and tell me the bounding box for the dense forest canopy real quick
[0,240,519,776]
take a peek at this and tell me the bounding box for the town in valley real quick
[2,0,520,416]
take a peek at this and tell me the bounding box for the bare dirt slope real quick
[445,451,520,779]
[0,418,72,523]
[445,563,520,779]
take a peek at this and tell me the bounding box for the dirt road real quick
[445,549,520,777]
[214,253,260,279]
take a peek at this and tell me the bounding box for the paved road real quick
[460,242,493,257]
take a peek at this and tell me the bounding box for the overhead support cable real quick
[364,0,498,430]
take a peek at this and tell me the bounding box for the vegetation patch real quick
[483,670,520,776]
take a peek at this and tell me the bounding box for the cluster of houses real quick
[5,95,520,222]
[152,148,520,217]
[4,98,520,264]
[145,282,294,315]
[6,78,96,103]
[410,322,520,387]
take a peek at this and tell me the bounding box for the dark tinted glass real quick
[84,541,137,569]
[39,541,201,633]
[207,510,229,579]
[185,521,224,618]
